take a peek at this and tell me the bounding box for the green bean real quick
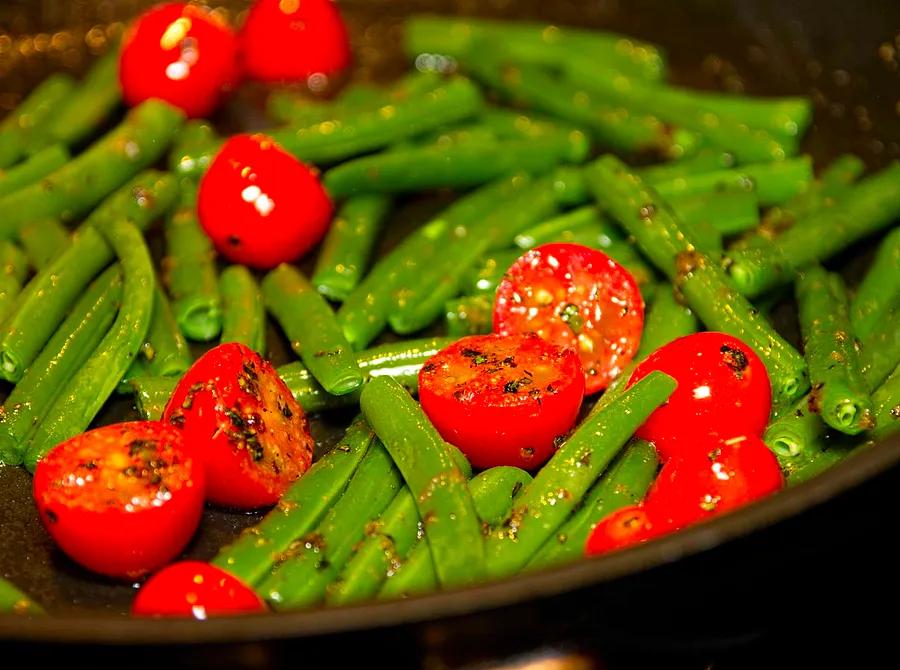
[0,267,122,465]
[586,155,809,405]
[141,282,192,377]
[0,171,178,382]
[14,218,69,270]
[24,219,154,470]
[785,440,858,486]
[796,266,874,434]
[478,108,585,143]
[514,206,612,249]
[0,100,184,240]
[212,417,374,586]
[486,371,676,577]
[219,265,266,354]
[445,295,493,337]
[360,376,486,587]
[0,577,43,615]
[859,309,900,392]
[388,175,561,334]
[39,47,122,150]
[404,15,666,81]
[268,77,484,166]
[870,363,900,441]
[0,73,75,168]
[637,150,737,183]
[168,120,221,180]
[261,440,404,608]
[461,249,524,296]
[312,195,392,302]
[669,191,760,237]
[725,163,900,298]
[0,241,28,323]
[163,180,222,341]
[528,439,659,569]
[128,375,177,423]
[851,227,900,341]
[262,264,363,396]
[649,156,814,207]
[636,287,699,360]
[0,144,70,198]
[764,394,827,467]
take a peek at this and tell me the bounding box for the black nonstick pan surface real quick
[1,0,899,663]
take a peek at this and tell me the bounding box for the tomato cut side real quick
[164,343,315,509]
[584,504,661,556]
[32,421,205,579]
[493,243,645,395]
[418,333,585,469]
[132,561,266,618]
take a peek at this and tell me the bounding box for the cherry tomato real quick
[644,434,784,530]
[238,0,351,84]
[627,332,772,462]
[493,243,645,396]
[118,2,239,118]
[32,421,204,579]
[197,133,333,270]
[132,561,266,618]
[584,504,661,556]
[418,333,584,470]
[163,343,314,509]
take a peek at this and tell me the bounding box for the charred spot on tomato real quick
[553,435,566,449]
[520,447,535,461]
[45,509,58,524]
[227,235,241,247]
[421,362,437,373]
[503,377,533,394]
[720,344,749,379]
[238,360,261,397]
[168,412,186,427]
[461,347,489,366]
[707,447,722,461]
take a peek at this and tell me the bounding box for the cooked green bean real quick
[637,150,737,183]
[218,265,266,354]
[212,417,375,586]
[360,376,486,587]
[312,195,392,302]
[725,163,900,298]
[0,577,43,615]
[514,206,609,250]
[587,155,809,404]
[0,267,122,465]
[851,227,900,341]
[168,120,221,180]
[263,264,363,396]
[785,440,858,486]
[0,144,70,198]
[128,375,177,423]
[0,73,75,168]
[14,218,69,270]
[0,100,184,240]
[636,287,699,360]
[24,219,154,470]
[870,363,900,441]
[669,191,760,237]
[141,282,192,378]
[0,171,178,382]
[163,180,222,341]
[461,249,523,297]
[796,266,874,434]
[0,241,28,323]
[859,309,900,392]
[764,394,827,466]
[528,439,659,569]
[445,295,493,337]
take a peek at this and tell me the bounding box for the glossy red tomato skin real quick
[132,561,266,618]
[197,133,333,270]
[118,2,239,118]
[644,434,784,530]
[418,333,585,470]
[239,0,351,83]
[32,422,204,580]
[163,343,315,509]
[584,504,663,556]
[493,243,645,396]
[627,331,772,462]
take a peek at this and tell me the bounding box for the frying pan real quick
[1,0,899,663]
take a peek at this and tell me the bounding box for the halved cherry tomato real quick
[644,434,784,530]
[163,343,314,509]
[238,0,352,84]
[584,504,661,556]
[627,332,772,462]
[493,243,644,395]
[132,561,266,618]
[119,2,239,118]
[197,133,333,270]
[32,421,204,579]
[418,333,584,470]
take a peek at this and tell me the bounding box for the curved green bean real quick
[870,363,900,441]
[0,144,70,198]
[0,72,75,168]
[14,218,69,270]
[142,282,193,377]
[636,287,699,360]
[470,467,535,527]
[851,226,900,341]
[168,120,221,180]
[219,265,266,354]
[0,241,28,323]
[764,394,828,465]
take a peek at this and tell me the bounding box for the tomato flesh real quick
[584,504,660,556]
[164,343,314,509]
[198,133,333,270]
[494,243,644,395]
[132,561,266,618]
[119,2,239,118]
[33,421,204,579]
[418,333,585,469]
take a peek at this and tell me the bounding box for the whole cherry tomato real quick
[584,504,661,556]
[239,0,351,84]
[119,2,239,118]
[628,331,772,462]
[644,434,784,530]
[494,243,645,395]
[33,421,205,579]
[418,333,585,470]
[197,133,333,270]
[132,561,266,618]
[163,343,315,509]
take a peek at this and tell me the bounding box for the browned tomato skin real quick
[164,343,314,509]
[418,333,585,470]
[32,421,205,580]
